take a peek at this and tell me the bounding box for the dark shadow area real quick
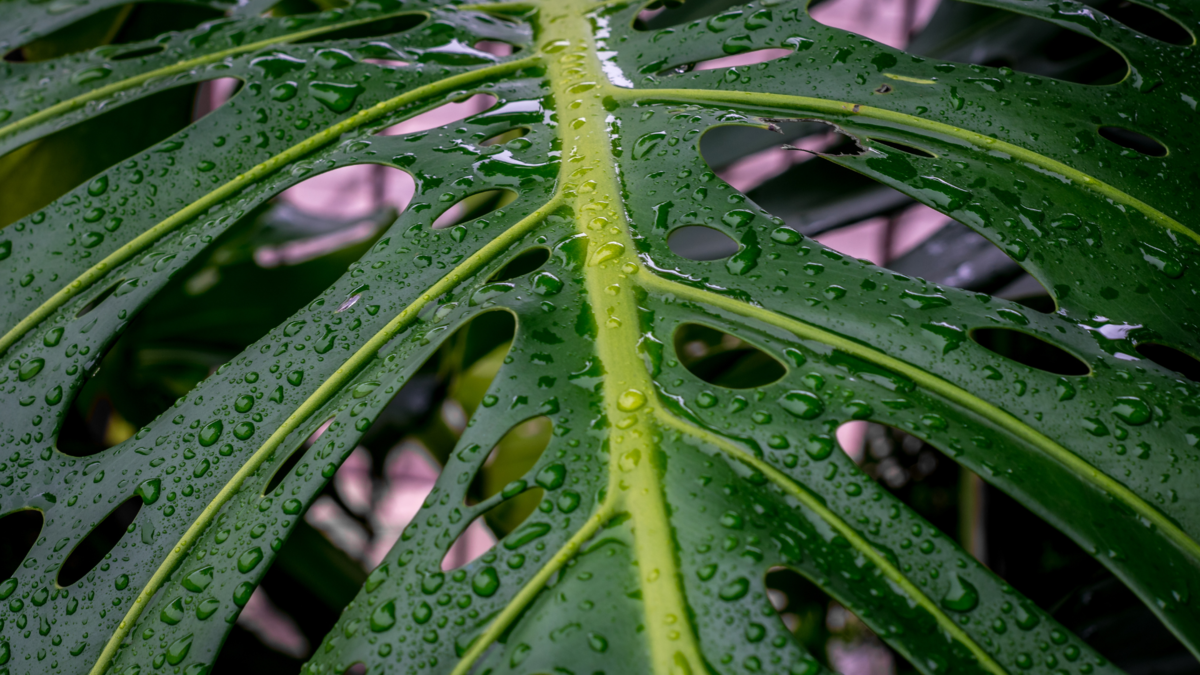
[906,0,1128,85]
[57,495,141,586]
[674,323,787,389]
[489,247,550,282]
[1099,126,1168,156]
[633,0,747,31]
[0,77,241,228]
[1096,0,1193,46]
[667,225,740,261]
[4,3,222,62]
[0,509,43,582]
[432,189,518,230]
[294,13,426,44]
[970,327,1090,376]
[1135,342,1200,382]
[56,181,400,457]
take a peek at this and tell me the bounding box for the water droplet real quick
[590,241,625,266]
[1111,396,1151,425]
[182,566,214,593]
[370,599,396,632]
[941,574,979,612]
[472,567,500,597]
[237,547,263,574]
[779,390,824,419]
[17,358,44,382]
[617,389,646,412]
[198,420,223,447]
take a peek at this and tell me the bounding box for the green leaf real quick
[2,0,1199,674]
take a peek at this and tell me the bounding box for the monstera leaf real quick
[2,0,1200,673]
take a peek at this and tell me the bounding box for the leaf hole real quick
[674,323,787,389]
[488,247,550,282]
[662,48,794,75]
[361,58,410,69]
[701,120,833,171]
[969,328,1090,376]
[907,0,1128,85]
[700,119,871,207]
[431,189,518,230]
[1096,0,1193,46]
[57,494,142,587]
[633,0,746,30]
[474,40,517,57]
[55,186,384,457]
[467,416,553,507]
[109,43,166,61]
[293,13,426,44]
[1097,126,1167,157]
[1,77,243,229]
[444,485,546,571]
[480,127,530,147]
[75,277,125,319]
[376,93,498,137]
[868,138,937,159]
[765,567,907,672]
[1135,342,1200,382]
[0,509,44,582]
[889,221,1051,299]
[667,225,740,261]
[3,3,222,62]
[342,665,366,675]
[263,417,335,497]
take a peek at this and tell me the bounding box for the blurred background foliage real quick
[2,0,1197,672]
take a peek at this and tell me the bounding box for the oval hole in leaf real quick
[489,247,550,282]
[474,40,517,57]
[970,328,1090,376]
[266,163,414,248]
[263,418,335,496]
[110,43,166,61]
[838,422,973,548]
[1135,342,1200,382]
[376,93,498,136]
[362,57,410,69]
[293,13,426,44]
[668,225,739,261]
[663,48,793,75]
[889,223,1053,301]
[467,416,553,507]
[1,77,243,228]
[3,3,222,62]
[0,509,44,582]
[56,175,396,457]
[869,138,937,159]
[633,0,746,30]
[1098,126,1168,157]
[765,566,909,671]
[481,127,530,147]
[700,119,832,171]
[1097,0,1193,45]
[444,486,546,571]
[75,277,125,319]
[432,189,518,230]
[57,494,142,586]
[343,665,366,675]
[905,0,1128,85]
[674,323,787,389]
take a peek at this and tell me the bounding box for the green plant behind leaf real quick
[1,0,1199,674]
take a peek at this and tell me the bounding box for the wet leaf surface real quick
[2,0,1200,674]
